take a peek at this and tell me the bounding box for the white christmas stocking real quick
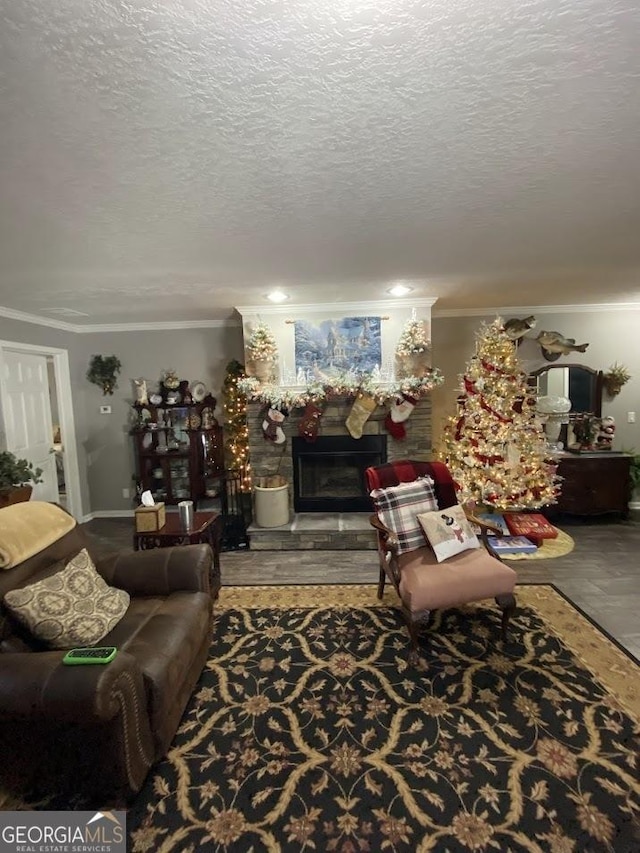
[384,394,417,440]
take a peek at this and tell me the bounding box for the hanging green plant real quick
[87,355,122,395]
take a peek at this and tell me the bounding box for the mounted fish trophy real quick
[535,331,589,362]
[502,315,536,343]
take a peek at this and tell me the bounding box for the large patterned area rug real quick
[128,585,639,852]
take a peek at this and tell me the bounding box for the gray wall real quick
[74,326,244,513]
[0,316,244,517]
[1,307,638,516]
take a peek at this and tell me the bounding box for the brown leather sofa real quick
[0,503,213,805]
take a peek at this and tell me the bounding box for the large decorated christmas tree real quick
[439,319,560,510]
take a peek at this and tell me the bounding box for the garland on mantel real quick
[238,368,445,410]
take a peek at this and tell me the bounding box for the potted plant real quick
[0,451,44,507]
[627,450,640,499]
[87,354,122,395]
[603,363,631,397]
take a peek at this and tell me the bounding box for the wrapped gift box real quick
[504,512,557,546]
[476,512,510,535]
[489,535,538,555]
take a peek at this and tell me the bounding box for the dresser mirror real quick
[529,364,603,417]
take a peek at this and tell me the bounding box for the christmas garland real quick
[238,368,444,409]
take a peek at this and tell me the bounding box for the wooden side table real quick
[133,510,222,598]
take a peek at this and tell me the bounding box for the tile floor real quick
[82,514,640,661]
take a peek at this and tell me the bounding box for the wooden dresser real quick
[547,452,632,517]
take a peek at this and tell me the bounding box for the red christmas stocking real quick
[384,394,417,440]
[298,402,323,442]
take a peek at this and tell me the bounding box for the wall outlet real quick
[122,487,130,499]
[628,412,636,424]
[100,405,112,414]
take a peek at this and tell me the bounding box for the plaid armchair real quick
[365,460,517,657]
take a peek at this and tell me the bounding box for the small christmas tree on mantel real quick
[247,322,278,383]
[438,318,560,510]
[395,312,431,378]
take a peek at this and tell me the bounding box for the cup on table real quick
[178,500,194,529]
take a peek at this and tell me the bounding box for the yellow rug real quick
[501,526,574,560]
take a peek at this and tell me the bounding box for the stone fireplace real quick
[247,396,432,521]
[237,297,437,548]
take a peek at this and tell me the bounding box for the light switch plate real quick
[100,405,112,414]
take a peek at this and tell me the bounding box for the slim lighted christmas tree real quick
[439,319,559,510]
[223,360,251,491]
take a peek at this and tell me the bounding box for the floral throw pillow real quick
[3,548,129,649]
[370,477,438,555]
[417,504,481,563]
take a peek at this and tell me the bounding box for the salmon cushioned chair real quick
[365,460,517,657]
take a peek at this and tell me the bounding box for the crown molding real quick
[432,302,640,318]
[235,298,439,317]
[73,318,239,333]
[3,300,638,331]
[0,305,240,333]
[0,306,78,332]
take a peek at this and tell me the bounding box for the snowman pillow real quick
[417,504,480,563]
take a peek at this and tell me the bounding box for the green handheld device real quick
[62,646,117,665]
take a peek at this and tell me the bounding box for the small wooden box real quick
[134,503,166,532]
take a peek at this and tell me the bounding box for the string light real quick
[223,360,252,492]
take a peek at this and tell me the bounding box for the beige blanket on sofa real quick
[0,501,76,569]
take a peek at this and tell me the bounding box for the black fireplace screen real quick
[292,435,387,512]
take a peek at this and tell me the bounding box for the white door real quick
[1,350,59,502]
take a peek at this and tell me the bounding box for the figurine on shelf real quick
[162,369,180,390]
[161,369,181,403]
[596,415,615,450]
[571,413,598,450]
[134,378,148,406]
[202,407,218,430]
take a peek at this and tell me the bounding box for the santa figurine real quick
[596,415,615,450]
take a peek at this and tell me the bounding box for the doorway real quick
[0,341,81,520]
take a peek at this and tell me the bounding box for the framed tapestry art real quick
[294,316,382,377]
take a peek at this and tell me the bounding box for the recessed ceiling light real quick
[266,290,290,303]
[387,283,414,297]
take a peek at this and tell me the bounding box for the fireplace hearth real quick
[292,435,386,512]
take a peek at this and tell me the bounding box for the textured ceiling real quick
[1,0,639,328]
